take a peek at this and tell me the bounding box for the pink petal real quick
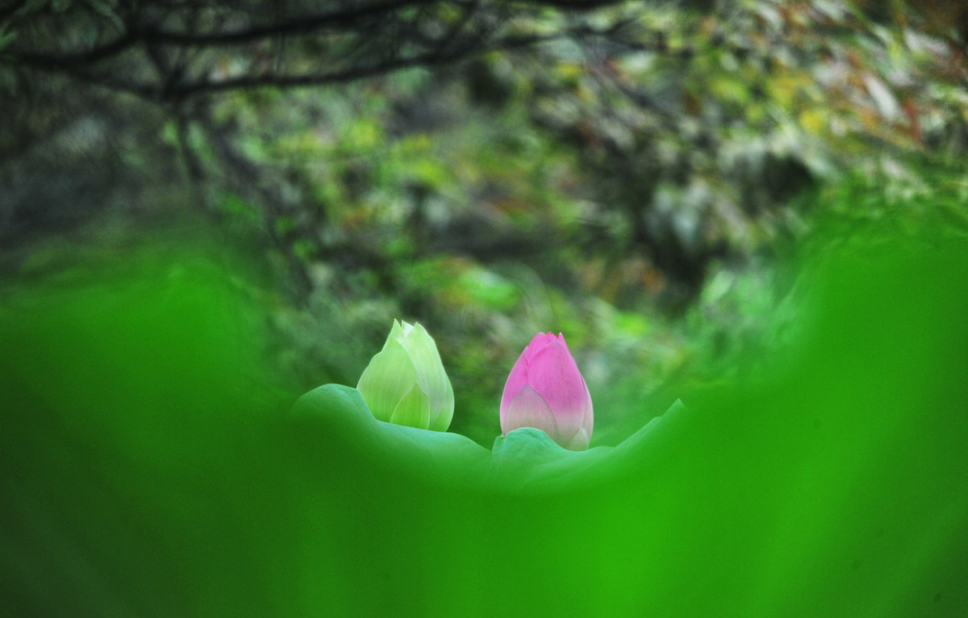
[523,332,557,363]
[500,384,558,437]
[501,332,558,414]
[525,337,590,441]
[500,331,594,449]
[500,348,531,416]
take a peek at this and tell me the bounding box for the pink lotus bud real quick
[500,332,594,450]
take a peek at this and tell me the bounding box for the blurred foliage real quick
[2,0,967,447]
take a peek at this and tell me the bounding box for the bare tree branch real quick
[137,0,448,47]
[2,0,637,101]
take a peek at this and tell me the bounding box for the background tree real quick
[2,0,966,444]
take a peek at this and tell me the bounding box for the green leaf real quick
[5,232,968,616]
[292,383,490,484]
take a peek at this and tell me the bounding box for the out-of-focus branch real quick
[2,0,638,101]
[10,32,140,68]
[7,1,439,67]
[137,0,447,47]
[0,0,28,23]
[152,29,597,97]
[8,13,621,101]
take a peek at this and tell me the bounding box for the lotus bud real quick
[500,332,594,450]
[357,320,454,431]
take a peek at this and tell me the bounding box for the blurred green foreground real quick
[2,224,967,617]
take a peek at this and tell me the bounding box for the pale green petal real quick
[356,339,417,423]
[428,374,454,432]
[404,324,442,393]
[389,383,431,430]
[403,323,453,427]
[383,319,407,351]
[562,427,590,451]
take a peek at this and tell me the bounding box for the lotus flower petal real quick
[389,382,431,429]
[500,332,593,450]
[357,338,417,423]
[357,320,454,431]
[502,385,558,437]
[523,335,589,440]
[405,323,454,431]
